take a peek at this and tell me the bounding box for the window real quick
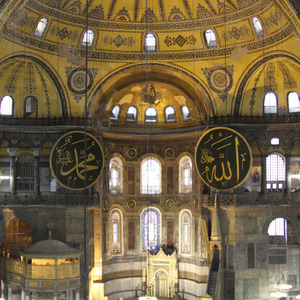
[24,96,38,117]
[204,29,217,48]
[271,137,279,145]
[165,106,175,122]
[16,155,34,191]
[145,33,156,52]
[141,207,161,252]
[179,210,192,254]
[288,92,300,113]
[34,18,48,38]
[110,105,120,120]
[268,218,287,236]
[126,106,137,121]
[0,95,13,116]
[264,92,277,114]
[266,153,285,190]
[110,209,122,254]
[82,29,95,47]
[181,105,191,120]
[145,107,157,122]
[179,156,192,193]
[252,17,264,37]
[141,157,161,194]
[109,158,122,194]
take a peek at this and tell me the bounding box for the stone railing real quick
[0,192,99,206]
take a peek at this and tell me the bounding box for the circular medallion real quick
[166,199,174,209]
[50,131,104,191]
[127,199,136,209]
[195,127,252,191]
[127,147,137,158]
[67,68,93,94]
[207,67,233,94]
[165,148,174,158]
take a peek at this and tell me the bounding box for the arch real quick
[252,17,264,37]
[145,107,157,122]
[165,106,175,122]
[126,106,137,121]
[234,54,300,117]
[34,17,48,38]
[141,156,161,194]
[82,29,95,47]
[109,208,123,255]
[110,105,120,120]
[145,33,156,52]
[181,105,191,120]
[179,209,192,255]
[141,207,161,252]
[0,95,13,116]
[154,269,169,297]
[264,92,277,114]
[109,157,123,194]
[89,63,214,120]
[288,91,300,113]
[204,29,217,48]
[24,96,38,117]
[178,155,192,193]
[0,55,68,116]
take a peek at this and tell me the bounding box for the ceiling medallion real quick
[127,147,137,158]
[207,66,233,94]
[165,148,174,158]
[166,199,174,209]
[127,199,136,209]
[67,67,93,94]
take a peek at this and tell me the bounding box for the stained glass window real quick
[141,207,161,252]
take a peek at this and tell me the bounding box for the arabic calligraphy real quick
[50,131,104,191]
[195,127,252,191]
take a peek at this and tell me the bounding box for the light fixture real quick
[270,291,287,298]
[275,275,292,290]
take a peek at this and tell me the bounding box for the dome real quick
[21,239,82,258]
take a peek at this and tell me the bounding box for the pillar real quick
[21,290,25,300]
[285,154,291,196]
[261,154,267,196]
[75,290,80,300]
[7,284,11,300]
[32,148,41,197]
[8,148,17,196]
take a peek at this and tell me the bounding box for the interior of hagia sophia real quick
[0,0,300,299]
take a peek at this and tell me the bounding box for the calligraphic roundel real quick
[50,131,104,191]
[195,127,252,191]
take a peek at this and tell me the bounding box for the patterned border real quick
[27,0,272,31]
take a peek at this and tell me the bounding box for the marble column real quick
[32,148,41,197]
[8,148,17,196]
[261,154,267,196]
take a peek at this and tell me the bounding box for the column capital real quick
[31,148,42,157]
[7,148,18,157]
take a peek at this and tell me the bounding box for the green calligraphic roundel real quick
[195,127,252,191]
[50,131,104,191]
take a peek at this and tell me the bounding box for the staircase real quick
[207,270,218,298]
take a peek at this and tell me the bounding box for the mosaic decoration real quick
[166,199,174,209]
[222,25,250,41]
[107,0,117,20]
[164,34,196,47]
[158,0,166,21]
[196,4,213,18]
[88,5,105,19]
[103,35,135,48]
[141,8,159,22]
[182,0,192,19]
[168,6,186,20]
[24,62,37,95]
[49,26,79,41]
[264,63,277,92]
[165,148,174,158]
[202,66,234,94]
[66,67,95,95]
[4,61,24,94]
[249,66,265,115]
[195,127,252,191]
[263,10,282,29]
[141,208,160,251]
[204,0,218,15]
[127,147,137,158]
[114,7,131,21]
[217,1,234,14]
[127,199,136,209]
[141,83,162,105]
[50,131,104,191]
[277,61,297,89]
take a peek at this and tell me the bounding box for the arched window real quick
[181,105,191,120]
[110,105,120,120]
[141,157,161,194]
[268,218,287,236]
[165,106,175,122]
[288,92,300,113]
[141,207,161,252]
[126,106,137,121]
[0,95,13,116]
[179,210,192,254]
[264,92,277,114]
[16,155,34,191]
[34,17,48,38]
[82,29,95,47]
[271,137,280,145]
[145,107,157,122]
[266,153,285,190]
[252,17,264,37]
[145,33,156,52]
[24,96,38,117]
[204,29,217,48]
[179,156,192,193]
[109,158,122,194]
[110,209,122,254]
